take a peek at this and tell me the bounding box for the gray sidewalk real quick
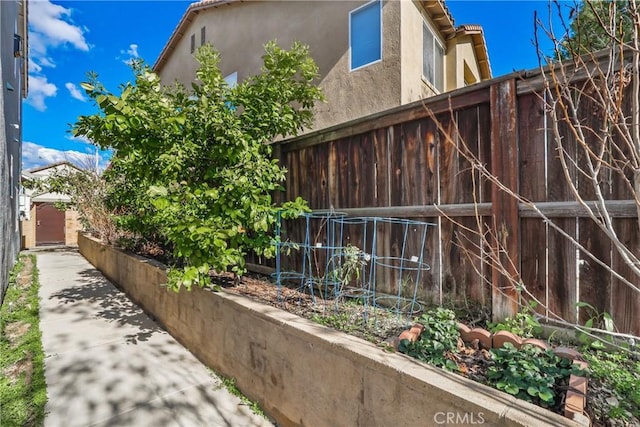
[36,249,273,427]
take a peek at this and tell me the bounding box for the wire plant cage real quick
[273,212,435,323]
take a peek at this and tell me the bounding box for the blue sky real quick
[22,0,572,170]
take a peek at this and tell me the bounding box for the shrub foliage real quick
[73,42,323,289]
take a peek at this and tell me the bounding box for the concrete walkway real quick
[36,249,273,427]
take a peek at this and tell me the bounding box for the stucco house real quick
[1,0,28,302]
[154,0,491,133]
[20,162,82,248]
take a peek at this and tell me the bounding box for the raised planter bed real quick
[78,233,584,427]
[395,323,590,424]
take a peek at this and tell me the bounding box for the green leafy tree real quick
[560,0,635,58]
[29,163,119,244]
[73,42,323,290]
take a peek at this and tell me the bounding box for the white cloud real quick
[29,0,89,59]
[27,1,90,111]
[66,134,93,144]
[126,44,139,58]
[22,141,109,171]
[121,43,140,65]
[26,75,57,111]
[28,61,43,73]
[65,82,86,102]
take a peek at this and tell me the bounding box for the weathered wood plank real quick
[389,124,404,208]
[519,200,638,218]
[373,127,389,207]
[490,79,520,321]
[577,219,611,324]
[520,218,547,315]
[478,103,492,203]
[438,114,459,205]
[455,107,481,205]
[284,150,299,202]
[358,132,376,207]
[336,136,350,208]
[442,216,487,304]
[314,143,330,208]
[347,134,363,208]
[328,140,338,209]
[611,218,640,336]
[547,219,578,323]
[312,203,492,218]
[518,92,547,202]
[400,120,428,205]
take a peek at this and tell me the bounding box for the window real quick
[14,34,22,58]
[224,72,238,88]
[224,72,238,110]
[190,34,195,54]
[200,26,206,46]
[349,0,382,71]
[422,22,444,92]
[463,62,477,86]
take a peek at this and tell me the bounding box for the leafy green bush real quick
[398,308,460,371]
[488,303,541,338]
[74,42,323,290]
[584,349,640,421]
[486,343,581,408]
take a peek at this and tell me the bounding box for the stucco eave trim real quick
[153,0,242,74]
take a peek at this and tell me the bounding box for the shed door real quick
[36,203,65,245]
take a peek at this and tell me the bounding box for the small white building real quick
[20,162,82,248]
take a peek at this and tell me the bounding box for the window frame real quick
[422,18,445,92]
[349,0,383,72]
[224,72,238,88]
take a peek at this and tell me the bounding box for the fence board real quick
[612,219,640,335]
[577,219,612,324]
[490,80,520,320]
[400,120,430,206]
[372,128,390,207]
[547,219,578,323]
[478,104,492,203]
[518,93,546,202]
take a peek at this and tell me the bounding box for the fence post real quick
[490,79,520,321]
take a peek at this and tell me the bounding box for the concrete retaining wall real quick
[78,233,579,427]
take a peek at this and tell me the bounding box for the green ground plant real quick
[487,302,541,338]
[0,255,47,427]
[218,376,268,419]
[397,308,460,371]
[486,343,583,408]
[583,349,640,422]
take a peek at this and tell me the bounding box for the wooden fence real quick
[272,69,639,336]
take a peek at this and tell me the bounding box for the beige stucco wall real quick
[445,34,482,91]
[64,209,81,246]
[158,0,404,133]
[20,205,36,249]
[399,0,443,104]
[78,233,581,427]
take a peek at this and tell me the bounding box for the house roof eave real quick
[153,0,241,74]
[420,1,456,38]
[454,24,492,80]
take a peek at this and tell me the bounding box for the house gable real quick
[153,0,491,132]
